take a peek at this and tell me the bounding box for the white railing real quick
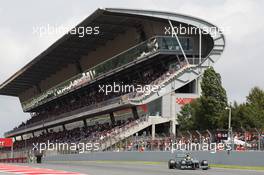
[128,64,196,103]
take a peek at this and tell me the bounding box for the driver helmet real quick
[186,154,191,160]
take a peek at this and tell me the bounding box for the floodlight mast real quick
[225,106,233,150]
[225,106,232,131]
[199,28,202,65]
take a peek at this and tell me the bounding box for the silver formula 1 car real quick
[168,153,209,170]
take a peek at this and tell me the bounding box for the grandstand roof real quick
[0,8,221,97]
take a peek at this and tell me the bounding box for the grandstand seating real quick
[14,56,186,131]
[12,116,137,150]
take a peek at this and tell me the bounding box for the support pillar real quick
[11,145,14,159]
[62,124,66,131]
[132,106,139,120]
[83,119,88,128]
[170,93,177,136]
[152,124,156,140]
[196,76,202,95]
[110,112,116,126]
[171,120,176,136]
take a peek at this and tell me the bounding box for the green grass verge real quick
[47,160,264,171]
[210,164,264,171]
[93,161,264,170]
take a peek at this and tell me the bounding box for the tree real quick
[198,67,228,129]
[247,87,264,109]
[226,87,264,130]
[177,100,198,131]
[230,102,255,130]
[177,67,228,130]
[177,70,264,130]
[245,87,264,129]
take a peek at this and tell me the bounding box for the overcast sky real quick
[0,0,264,137]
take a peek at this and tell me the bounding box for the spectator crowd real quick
[14,57,186,132]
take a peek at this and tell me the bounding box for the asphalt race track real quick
[1,162,264,175]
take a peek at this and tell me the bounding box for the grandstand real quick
[0,8,225,158]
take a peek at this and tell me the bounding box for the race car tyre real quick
[168,159,175,169]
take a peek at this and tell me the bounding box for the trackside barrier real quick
[43,151,264,166]
[0,157,27,163]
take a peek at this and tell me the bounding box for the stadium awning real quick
[0,9,147,96]
[0,8,221,97]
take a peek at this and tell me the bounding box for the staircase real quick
[100,116,171,150]
[129,64,197,105]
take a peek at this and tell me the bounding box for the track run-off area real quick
[0,163,85,175]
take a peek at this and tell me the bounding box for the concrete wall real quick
[43,151,264,166]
